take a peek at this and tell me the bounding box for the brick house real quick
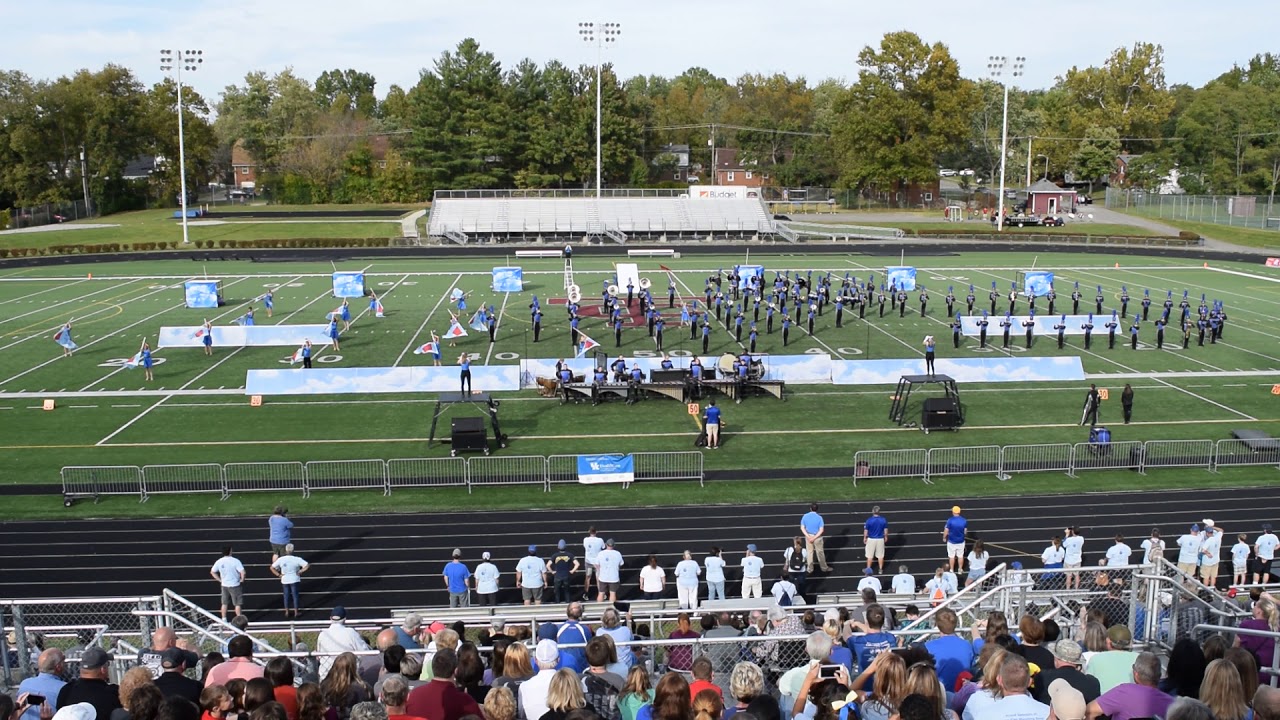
[713,148,766,187]
[230,141,258,190]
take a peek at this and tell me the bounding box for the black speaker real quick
[651,369,687,383]
[922,398,961,429]
[450,416,488,454]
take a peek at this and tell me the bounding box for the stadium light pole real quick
[988,55,1024,232]
[578,21,621,199]
[159,48,203,244]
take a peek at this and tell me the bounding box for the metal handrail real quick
[897,563,1008,635]
[160,590,287,654]
[1193,623,1280,687]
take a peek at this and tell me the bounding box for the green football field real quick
[1,250,1278,494]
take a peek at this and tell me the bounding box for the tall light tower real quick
[577,21,621,198]
[988,55,1024,231]
[159,48,203,243]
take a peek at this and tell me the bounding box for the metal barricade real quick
[634,451,704,486]
[1071,441,1146,473]
[61,466,144,502]
[1000,443,1074,476]
[927,445,1002,481]
[141,463,224,501]
[852,449,927,485]
[387,457,468,491]
[466,456,548,493]
[1141,440,1215,472]
[546,455,580,487]
[1213,439,1280,470]
[223,461,306,496]
[304,459,388,496]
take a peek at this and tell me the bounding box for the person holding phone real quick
[16,648,65,720]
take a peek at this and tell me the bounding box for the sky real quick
[7,0,1271,99]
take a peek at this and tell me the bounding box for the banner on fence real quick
[577,454,634,484]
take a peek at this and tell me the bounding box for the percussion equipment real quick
[639,277,651,289]
[567,284,582,303]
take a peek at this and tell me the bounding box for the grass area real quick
[201,203,424,214]
[1115,213,1280,250]
[850,221,1163,237]
[1,251,1277,516]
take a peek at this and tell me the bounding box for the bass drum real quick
[717,352,738,375]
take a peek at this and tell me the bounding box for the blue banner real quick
[735,265,765,289]
[1023,271,1055,296]
[492,267,524,292]
[332,272,365,298]
[886,266,917,291]
[577,454,635,485]
[184,280,222,309]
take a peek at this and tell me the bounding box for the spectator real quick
[721,663,761,720]
[673,552,701,611]
[198,685,234,720]
[1225,646,1259,704]
[770,573,799,607]
[1088,583,1128,629]
[892,695,934,720]
[57,648,122,720]
[1236,598,1279,684]
[848,605,895,673]
[1254,685,1280,720]
[618,668,654,720]
[317,609,369,681]
[583,636,624,720]
[666,614,699,674]
[703,548,727,603]
[923,609,973,691]
[362,633,400,689]
[903,663,953,720]
[849,652,905,720]
[1255,524,1279,585]
[1079,623,1108,663]
[597,541,625,605]
[1177,524,1204,577]
[778,633,832,704]
[493,641,534,697]
[1084,625,1139,694]
[518,641,562,720]
[782,538,809,599]
[635,673,689,720]
[740,546,764,600]
[1199,522,1223,589]
[210,547,247,622]
[701,614,741,681]
[1031,639,1099,705]
[139,630,191,680]
[244,680,275,715]
[683,658,720,704]
[18,649,67,720]
[1046,679,1087,720]
[864,506,888,575]
[688,690,721,720]
[224,680,247,718]
[518,546,548,606]
[755,606,804,675]
[481,687,516,720]
[406,650,480,720]
[558,603,593,672]
[1086,652,1174,720]
[294,685,326,720]
[942,506,967,574]
[110,668,158,720]
[1161,697,1216,720]
[475,553,501,607]
[1198,658,1249,720]
[950,645,1005,718]
[979,654,1045,717]
[392,616,423,652]
[455,644,489,706]
[857,568,882,594]
[320,655,370,720]
[346,705,382,720]
[1142,528,1166,565]
[640,556,666,601]
[1014,615,1055,671]
[547,541,580,605]
[800,504,830,574]
[818,614,852,675]
[1202,635,1230,664]
[155,649,203,706]
[1158,639,1205,699]
[539,669,589,720]
[259,661,297,720]
[890,566,915,595]
[270,545,310,618]
[965,540,989,588]
[970,611,1009,657]
[268,508,293,559]
[596,608,635,677]
[420,628,460,682]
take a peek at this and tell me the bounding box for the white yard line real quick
[0,283,180,352]
[483,292,511,365]
[0,279,149,325]
[0,277,91,306]
[394,273,462,367]
[1207,266,1280,284]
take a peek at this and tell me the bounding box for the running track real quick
[0,487,1272,618]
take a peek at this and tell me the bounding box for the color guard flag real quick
[53,326,77,350]
[450,287,465,301]
[190,327,206,340]
[374,300,385,318]
[444,321,468,339]
[413,341,439,356]
[469,311,488,332]
[122,350,143,369]
[576,332,600,358]
[289,346,306,364]
[326,306,344,319]
[233,314,249,326]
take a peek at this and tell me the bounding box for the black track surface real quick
[0,487,1273,619]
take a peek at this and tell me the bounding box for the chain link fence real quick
[1106,188,1280,232]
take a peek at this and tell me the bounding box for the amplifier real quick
[450,416,488,454]
[922,398,961,430]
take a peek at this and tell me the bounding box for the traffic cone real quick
[87,273,93,279]
[1114,263,1119,268]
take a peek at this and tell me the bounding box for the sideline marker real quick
[250,395,263,407]
[42,399,55,411]
[1099,388,1110,400]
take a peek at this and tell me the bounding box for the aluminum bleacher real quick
[427,189,776,243]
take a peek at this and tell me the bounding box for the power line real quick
[275,129,414,141]
[644,123,830,138]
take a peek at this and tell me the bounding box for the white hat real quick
[823,608,841,623]
[53,705,96,720]
[535,639,559,665]
[1203,519,1215,529]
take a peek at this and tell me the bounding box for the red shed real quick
[1026,179,1076,215]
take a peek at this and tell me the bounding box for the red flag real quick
[659,264,672,273]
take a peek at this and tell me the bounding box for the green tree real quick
[1071,125,1121,192]
[146,78,217,206]
[1054,42,1175,143]
[315,69,377,117]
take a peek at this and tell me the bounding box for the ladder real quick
[564,256,575,290]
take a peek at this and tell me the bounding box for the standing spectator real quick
[210,547,246,622]
[687,657,721,702]
[863,506,888,575]
[56,648,122,720]
[666,614,700,674]
[770,573,799,606]
[474,553,501,607]
[1159,639,1206,700]
[1063,527,1086,591]
[270,544,310,618]
[740,545,764,600]
[405,649,480,720]
[547,541,580,604]
[442,550,471,608]
[640,556,666,600]
[597,540,625,604]
[1255,524,1279,585]
[317,608,370,681]
[584,528,605,602]
[1086,652,1174,720]
[704,548,727,603]
[965,540,989,587]
[942,507,967,574]
[851,652,906,720]
[923,609,973,691]
[1232,534,1252,589]
[1141,528,1167,565]
[517,546,547,606]
[155,649,203,705]
[673,551,701,610]
[1177,524,1204,577]
[204,637,264,687]
[269,507,293,561]
[1105,535,1133,572]
[517,641,561,720]
[112,673,162,720]
[1084,625,1140,694]
[1200,521,1222,588]
[1225,648,1259,707]
[597,607,635,677]
[782,538,808,599]
[19,649,67,720]
[800,504,831,573]
[139,628,189,679]
[1041,536,1066,587]
[891,566,915,595]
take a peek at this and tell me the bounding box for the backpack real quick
[582,673,621,720]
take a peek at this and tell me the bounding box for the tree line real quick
[3,32,1280,213]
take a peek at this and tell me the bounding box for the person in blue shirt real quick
[243,305,255,326]
[558,364,574,403]
[1130,319,1141,349]
[459,353,472,394]
[268,506,293,559]
[690,356,704,400]
[863,506,889,574]
[442,549,472,608]
[1155,319,1166,349]
[660,354,674,370]
[807,306,816,334]
[943,506,968,573]
[263,290,274,318]
[923,608,974,691]
[922,334,936,377]
[748,324,758,353]
[782,314,792,346]
[614,317,624,347]
[327,318,340,351]
[301,339,313,368]
[591,365,607,405]
[735,356,749,404]
[339,299,351,331]
[532,309,542,343]
[487,312,498,344]
[627,363,644,405]
[202,319,213,356]
[734,312,744,342]
[703,399,722,449]
[368,290,379,314]
[848,604,896,672]
[701,321,711,353]
[139,341,154,382]
[767,302,776,334]
[654,317,665,352]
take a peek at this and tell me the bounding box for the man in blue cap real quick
[740,544,765,599]
[442,549,471,608]
[546,540,579,603]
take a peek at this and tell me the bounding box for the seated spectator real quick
[848,651,906,720]
[983,655,1045,718]
[225,680,248,720]
[779,633,832,703]
[635,674,688,720]
[481,687,516,720]
[700,614,741,680]
[1079,622,1107,664]
[754,606,805,674]
[722,663,762,720]
[617,667,654,720]
[582,637,624,720]
[689,690,722,720]
[319,655,370,720]
[263,659,298,720]
[848,605,896,673]
[1084,625,1139,694]
[406,649,480,720]
[1201,635,1229,664]
[1159,638,1206,699]
[376,675,422,720]
[393,616,424,652]
[902,663,953,719]
[922,609,973,692]
[517,642,561,720]
[153,647,203,707]
[493,642,534,699]
[539,669,590,720]
[666,615,699,674]
[1254,685,1280,720]
[597,608,635,677]
[969,611,1009,657]
[1198,658,1250,720]
[112,668,156,720]
[1031,639,1099,705]
[891,567,915,595]
[770,573,800,607]
[249,703,288,720]
[1086,652,1174,720]
[950,645,1005,718]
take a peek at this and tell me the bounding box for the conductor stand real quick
[563,244,575,290]
[889,374,964,433]
[428,392,508,455]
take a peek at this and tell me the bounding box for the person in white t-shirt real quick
[891,565,916,594]
[210,546,246,621]
[704,547,727,601]
[1063,526,1086,590]
[1199,520,1222,588]
[474,551,501,606]
[770,572,799,605]
[740,544,765,599]
[583,526,605,601]
[1176,524,1204,577]
[673,550,701,610]
[639,554,666,600]
[269,543,310,617]
[966,539,990,587]
[1105,535,1132,567]
[1232,533,1252,588]
[596,539,625,603]
[1140,528,1166,565]
[1254,523,1279,584]
[924,567,950,604]
[1042,536,1066,587]
[516,545,547,605]
[987,655,1049,718]
[857,567,882,593]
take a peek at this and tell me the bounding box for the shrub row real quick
[0,237,393,258]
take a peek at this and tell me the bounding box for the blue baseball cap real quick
[528,545,537,553]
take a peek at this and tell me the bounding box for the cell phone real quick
[819,665,840,680]
[615,601,631,613]
[25,696,45,707]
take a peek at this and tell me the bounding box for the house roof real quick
[121,156,157,180]
[1027,178,1073,194]
[716,148,750,170]
[1117,153,1142,164]
[231,141,255,167]
[660,144,690,154]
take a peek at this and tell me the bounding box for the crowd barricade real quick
[304,459,388,496]
[546,454,580,487]
[1141,439,1215,473]
[61,466,144,503]
[926,445,1002,482]
[223,461,306,497]
[141,463,224,500]
[466,455,550,492]
[1070,440,1146,473]
[999,443,1074,476]
[851,449,928,485]
[386,457,468,490]
[634,451,704,486]
[1212,439,1280,470]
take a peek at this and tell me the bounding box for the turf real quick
[1,250,1278,509]
[845,221,1162,237]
